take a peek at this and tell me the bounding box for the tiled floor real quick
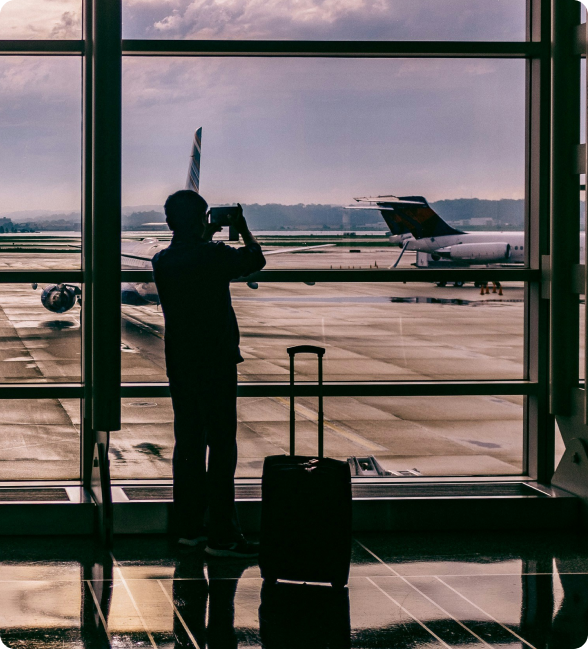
[0,531,587,648]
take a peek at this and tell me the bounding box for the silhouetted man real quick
[152,190,265,557]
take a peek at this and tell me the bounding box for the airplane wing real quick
[263,244,335,255]
[122,243,336,264]
[186,127,202,193]
[353,195,425,205]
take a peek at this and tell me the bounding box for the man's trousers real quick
[168,362,241,542]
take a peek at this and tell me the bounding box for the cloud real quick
[50,10,81,38]
[123,0,525,41]
[0,0,81,38]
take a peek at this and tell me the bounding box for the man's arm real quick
[222,204,266,279]
[228,203,259,247]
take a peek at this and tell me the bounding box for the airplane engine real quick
[447,242,511,263]
[40,284,79,313]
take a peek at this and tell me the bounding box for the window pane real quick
[113,397,173,479]
[122,0,526,41]
[0,398,80,480]
[121,281,524,383]
[111,395,523,479]
[0,284,81,383]
[123,58,525,269]
[0,57,81,268]
[0,0,81,39]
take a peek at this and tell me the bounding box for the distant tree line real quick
[6,199,585,232]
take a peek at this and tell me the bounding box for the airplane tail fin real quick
[379,196,463,240]
[185,127,202,193]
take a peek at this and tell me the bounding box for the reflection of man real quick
[152,190,265,557]
[173,552,252,649]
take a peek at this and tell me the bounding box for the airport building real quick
[0,0,587,644]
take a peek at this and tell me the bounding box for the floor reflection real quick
[549,566,588,649]
[1,533,588,648]
[259,581,351,648]
[172,555,249,649]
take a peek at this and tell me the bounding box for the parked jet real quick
[38,127,331,313]
[348,195,527,267]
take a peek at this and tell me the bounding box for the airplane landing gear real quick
[436,280,464,288]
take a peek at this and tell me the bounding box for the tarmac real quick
[0,242,565,482]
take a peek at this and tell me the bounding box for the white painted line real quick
[356,541,495,648]
[109,552,158,649]
[157,579,202,649]
[365,577,451,648]
[435,576,538,649]
[86,580,112,641]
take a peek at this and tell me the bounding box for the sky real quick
[0,0,527,214]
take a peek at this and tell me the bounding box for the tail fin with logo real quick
[377,196,463,240]
[185,127,202,193]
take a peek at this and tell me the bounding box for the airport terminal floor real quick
[1,530,587,649]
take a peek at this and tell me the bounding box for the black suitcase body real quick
[259,345,352,587]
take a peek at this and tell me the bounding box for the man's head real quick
[164,190,209,236]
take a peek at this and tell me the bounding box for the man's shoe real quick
[205,537,259,558]
[178,534,207,547]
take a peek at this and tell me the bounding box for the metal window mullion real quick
[0,271,82,283]
[0,41,84,54]
[81,0,93,488]
[122,39,540,58]
[121,268,538,283]
[0,385,83,398]
[92,0,122,432]
[583,20,588,424]
[120,381,537,399]
[525,0,553,482]
[550,0,581,415]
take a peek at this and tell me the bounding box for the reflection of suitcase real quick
[259,580,351,648]
[259,345,352,588]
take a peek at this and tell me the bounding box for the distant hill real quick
[124,211,166,229]
[432,199,523,227]
[5,198,583,232]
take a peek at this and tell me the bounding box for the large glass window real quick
[0,284,81,383]
[122,58,525,224]
[121,281,525,383]
[110,394,523,479]
[0,399,80,480]
[0,57,81,269]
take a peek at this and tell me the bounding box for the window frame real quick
[0,0,553,487]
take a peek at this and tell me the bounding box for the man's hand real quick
[227,203,248,234]
[203,221,222,242]
[228,203,259,247]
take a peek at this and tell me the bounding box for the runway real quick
[0,243,564,482]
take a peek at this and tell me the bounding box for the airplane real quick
[37,128,333,313]
[347,195,527,268]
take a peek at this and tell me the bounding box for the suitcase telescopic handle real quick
[287,345,326,358]
[287,346,326,457]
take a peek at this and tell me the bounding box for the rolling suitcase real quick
[259,345,352,588]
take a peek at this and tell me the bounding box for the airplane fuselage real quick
[404,231,526,262]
